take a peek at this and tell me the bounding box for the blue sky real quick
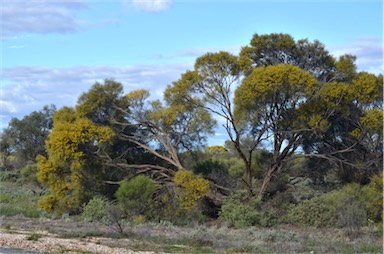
[1,0,383,145]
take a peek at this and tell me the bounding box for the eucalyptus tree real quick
[234,64,319,198]
[239,33,336,82]
[0,105,56,166]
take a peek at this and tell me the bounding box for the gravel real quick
[0,230,157,254]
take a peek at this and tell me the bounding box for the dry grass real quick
[1,215,382,254]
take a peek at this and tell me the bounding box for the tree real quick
[302,71,383,183]
[164,51,261,195]
[107,88,217,185]
[76,79,129,126]
[0,105,56,167]
[234,64,319,198]
[239,33,335,82]
[37,107,115,214]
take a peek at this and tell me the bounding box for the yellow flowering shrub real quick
[174,170,209,212]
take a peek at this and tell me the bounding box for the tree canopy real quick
[2,33,381,222]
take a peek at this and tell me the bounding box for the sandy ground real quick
[0,229,158,254]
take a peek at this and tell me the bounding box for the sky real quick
[1,0,383,146]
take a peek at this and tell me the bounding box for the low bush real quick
[285,195,337,227]
[115,175,157,217]
[0,171,20,182]
[81,196,111,223]
[285,176,382,229]
[20,164,39,184]
[81,196,126,234]
[0,183,42,217]
[219,191,261,228]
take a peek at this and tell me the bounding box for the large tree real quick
[239,33,336,82]
[235,64,319,198]
[0,105,56,167]
[301,70,383,184]
[106,88,221,202]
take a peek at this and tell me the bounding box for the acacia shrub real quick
[174,170,210,212]
[115,175,157,217]
[81,196,111,223]
[219,191,261,228]
[285,176,382,229]
[285,195,337,227]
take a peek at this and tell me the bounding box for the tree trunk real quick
[257,164,279,199]
[245,162,254,197]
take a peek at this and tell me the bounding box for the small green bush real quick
[81,196,126,234]
[337,196,366,238]
[364,173,383,222]
[219,191,261,228]
[285,195,337,227]
[20,164,39,184]
[285,178,382,229]
[115,175,157,217]
[81,196,110,223]
[26,232,41,241]
[259,208,280,227]
[0,183,42,217]
[0,171,20,182]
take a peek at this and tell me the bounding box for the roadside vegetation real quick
[1,33,382,253]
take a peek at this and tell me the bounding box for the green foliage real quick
[193,158,227,176]
[0,182,43,217]
[115,175,157,216]
[337,196,367,237]
[206,146,228,157]
[0,170,20,182]
[81,196,126,234]
[365,173,383,222]
[26,232,42,241]
[219,191,261,228]
[20,164,39,184]
[239,33,335,80]
[285,195,337,227]
[335,54,357,82]
[81,196,111,223]
[286,178,383,228]
[76,79,128,125]
[0,105,56,164]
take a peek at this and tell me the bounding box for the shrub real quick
[285,179,382,229]
[337,196,366,238]
[20,164,39,184]
[364,173,383,222]
[219,191,261,228]
[193,158,226,176]
[285,195,337,227]
[0,183,42,217]
[174,170,210,212]
[259,208,280,227]
[115,175,157,216]
[81,196,110,223]
[81,196,126,234]
[0,171,20,182]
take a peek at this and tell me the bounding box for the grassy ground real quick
[0,179,383,253]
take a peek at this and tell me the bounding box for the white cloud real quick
[0,64,190,126]
[329,37,383,75]
[132,0,173,12]
[1,0,88,39]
